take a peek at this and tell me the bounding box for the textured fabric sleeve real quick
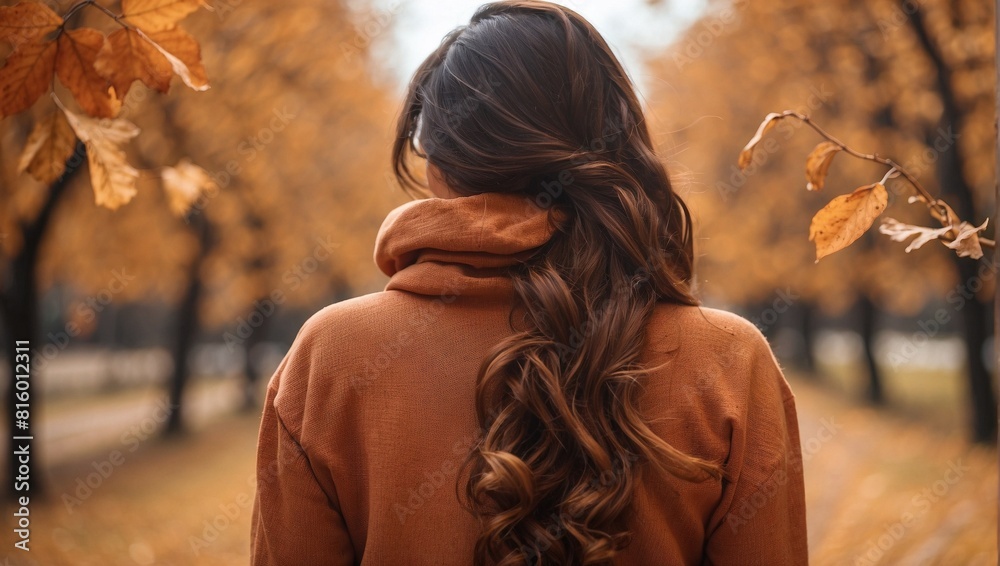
[251,361,355,565]
[703,334,808,565]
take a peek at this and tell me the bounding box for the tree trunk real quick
[909,5,998,443]
[858,295,885,405]
[993,0,999,544]
[0,263,40,501]
[164,215,210,435]
[240,306,271,412]
[794,302,817,374]
[0,142,84,499]
[955,261,996,443]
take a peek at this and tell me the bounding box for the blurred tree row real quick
[1,0,404,496]
[648,0,995,441]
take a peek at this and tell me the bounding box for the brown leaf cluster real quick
[21,0,406,318]
[0,0,207,118]
[1,0,210,212]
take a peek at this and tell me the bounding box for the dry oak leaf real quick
[17,110,76,184]
[162,158,215,216]
[122,0,204,33]
[0,37,57,117]
[144,28,208,90]
[62,108,141,210]
[878,218,951,253]
[809,182,888,261]
[944,219,989,260]
[805,141,840,191]
[56,28,121,118]
[0,2,62,47]
[738,112,784,170]
[94,27,172,97]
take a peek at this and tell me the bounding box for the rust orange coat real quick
[251,193,808,565]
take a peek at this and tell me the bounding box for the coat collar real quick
[374,193,559,299]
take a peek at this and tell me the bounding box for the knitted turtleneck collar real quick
[374,193,557,299]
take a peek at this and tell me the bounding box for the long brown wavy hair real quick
[392,2,721,563]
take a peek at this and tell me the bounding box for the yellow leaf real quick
[56,28,121,118]
[122,0,204,33]
[0,37,57,117]
[738,112,783,170]
[143,28,208,91]
[61,108,141,210]
[162,158,215,216]
[94,28,173,97]
[0,2,63,47]
[17,110,77,184]
[809,182,888,261]
[804,141,840,191]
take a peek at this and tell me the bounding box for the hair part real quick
[393,2,721,563]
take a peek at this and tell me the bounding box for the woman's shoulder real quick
[650,303,774,356]
[648,303,792,400]
[293,290,428,343]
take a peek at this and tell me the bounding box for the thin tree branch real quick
[777,110,994,250]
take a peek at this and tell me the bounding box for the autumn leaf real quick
[56,28,121,118]
[0,2,62,48]
[804,141,840,191]
[738,112,784,170]
[162,158,215,216]
[62,108,141,210]
[17,110,77,184]
[878,218,952,253]
[809,182,888,261]
[94,28,173,97]
[0,37,57,117]
[143,28,208,91]
[944,219,989,260]
[122,0,204,33]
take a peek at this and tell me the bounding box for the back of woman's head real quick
[393,2,721,563]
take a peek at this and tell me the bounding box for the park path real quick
[0,374,995,565]
[36,379,244,467]
[791,375,997,565]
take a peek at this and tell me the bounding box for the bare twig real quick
[779,110,995,250]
